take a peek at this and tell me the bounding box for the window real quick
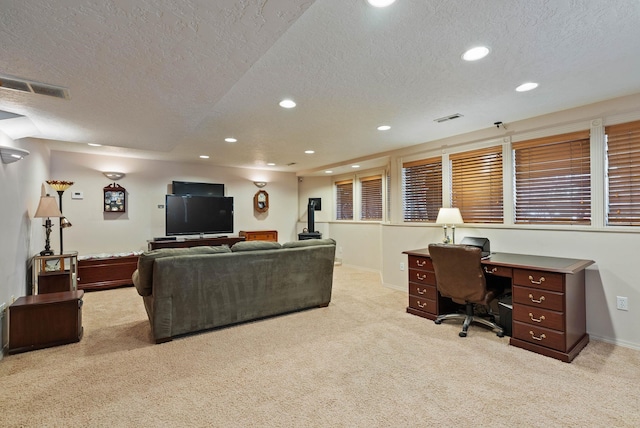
[513,131,591,225]
[606,120,640,226]
[335,180,353,220]
[402,157,442,222]
[450,146,503,223]
[360,175,383,221]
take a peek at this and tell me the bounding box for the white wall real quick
[0,136,50,351]
[50,151,300,254]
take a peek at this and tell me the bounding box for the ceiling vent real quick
[0,75,70,100]
[434,113,463,123]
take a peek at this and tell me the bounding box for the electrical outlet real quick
[400,262,405,271]
[616,296,628,311]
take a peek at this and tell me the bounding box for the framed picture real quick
[253,190,269,213]
[104,183,126,212]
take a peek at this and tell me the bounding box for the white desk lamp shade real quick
[34,196,62,218]
[436,207,464,225]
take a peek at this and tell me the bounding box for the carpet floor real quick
[1,265,639,427]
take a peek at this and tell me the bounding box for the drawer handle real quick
[417,287,427,295]
[484,267,498,274]
[416,273,427,281]
[528,294,545,304]
[417,300,427,309]
[528,313,545,323]
[416,260,426,267]
[529,331,546,341]
[528,275,545,285]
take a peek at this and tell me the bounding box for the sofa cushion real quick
[282,238,336,248]
[231,241,282,252]
[134,245,231,296]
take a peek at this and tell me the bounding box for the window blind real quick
[360,175,383,221]
[513,131,591,225]
[450,146,503,223]
[336,179,353,220]
[402,157,442,222]
[606,120,640,226]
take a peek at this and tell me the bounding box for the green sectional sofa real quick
[132,239,336,343]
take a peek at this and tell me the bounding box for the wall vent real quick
[0,75,70,100]
[434,113,463,123]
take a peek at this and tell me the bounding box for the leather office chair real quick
[428,243,504,338]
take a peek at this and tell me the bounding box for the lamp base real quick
[40,249,54,256]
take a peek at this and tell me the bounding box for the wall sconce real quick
[435,207,464,244]
[0,145,30,164]
[253,181,267,188]
[103,171,125,180]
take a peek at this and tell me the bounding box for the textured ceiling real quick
[1,0,640,174]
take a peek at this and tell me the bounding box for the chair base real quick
[434,304,504,338]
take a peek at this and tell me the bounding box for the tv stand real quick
[148,236,244,250]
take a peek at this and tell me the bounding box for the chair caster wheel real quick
[459,331,467,337]
[434,320,442,325]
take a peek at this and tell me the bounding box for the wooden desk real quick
[403,248,594,362]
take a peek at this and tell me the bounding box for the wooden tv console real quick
[147,236,245,250]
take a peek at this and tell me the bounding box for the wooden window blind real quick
[402,157,442,222]
[513,131,591,225]
[336,179,353,220]
[360,175,383,221]
[450,146,503,223]
[606,120,640,226]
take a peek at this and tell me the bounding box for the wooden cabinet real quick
[32,252,78,294]
[239,230,278,242]
[8,290,84,354]
[77,255,139,291]
[405,255,458,320]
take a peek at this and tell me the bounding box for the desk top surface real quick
[404,248,594,274]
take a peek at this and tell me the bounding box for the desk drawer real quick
[513,269,564,292]
[482,264,512,278]
[512,305,564,331]
[513,321,566,352]
[408,256,433,271]
[408,268,436,286]
[408,283,437,300]
[408,295,436,314]
[513,285,564,312]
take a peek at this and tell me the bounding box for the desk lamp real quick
[436,207,464,244]
[34,194,62,255]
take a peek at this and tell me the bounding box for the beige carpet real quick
[1,265,639,427]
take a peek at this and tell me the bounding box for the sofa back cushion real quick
[134,245,231,296]
[282,238,336,248]
[231,241,282,252]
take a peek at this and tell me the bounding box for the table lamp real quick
[34,194,63,255]
[436,207,464,244]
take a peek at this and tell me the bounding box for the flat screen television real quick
[165,195,234,236]
[172,181,224,197]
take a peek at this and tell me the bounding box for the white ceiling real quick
[2,0,640,175]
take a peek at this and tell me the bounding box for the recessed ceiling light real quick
[462,46,490,61]
[367,0,396,7]
[325,170,333,174]
[199,155,209,159]
[305,150,315,154]
[279,99,296,109]
[225,137,237,143]
[88,143,102,147]
[267,162,276,166]
[516,82,539,92]
[377,125,391,131]
[352,165,360,168]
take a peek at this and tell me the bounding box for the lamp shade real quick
[436,207,464,225]
[34,195,62,218]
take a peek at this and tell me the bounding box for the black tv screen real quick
[165,195,234,236]
[172,181,224,197]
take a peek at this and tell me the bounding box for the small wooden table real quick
[8,290,84,354]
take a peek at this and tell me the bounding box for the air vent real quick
[0,74,70,100]
[434,113,463,123]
